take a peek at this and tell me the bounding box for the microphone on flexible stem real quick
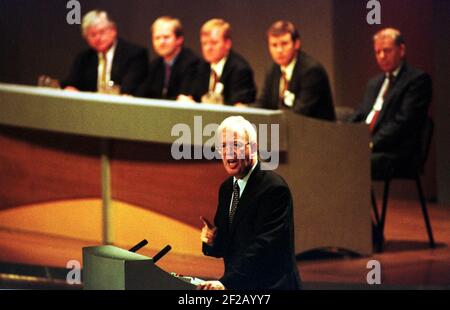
[128,239,148,253]
[152,245,172,263]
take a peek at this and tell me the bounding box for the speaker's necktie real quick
[229,180,240,224]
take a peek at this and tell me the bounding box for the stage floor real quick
[0,198,449,289]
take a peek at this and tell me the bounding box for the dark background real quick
[0,0,449,202]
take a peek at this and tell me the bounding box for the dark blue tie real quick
[162,63,171,98]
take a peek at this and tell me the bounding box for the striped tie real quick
[229,180,240,224]
[98,52,107,91]
[279,70,289,106]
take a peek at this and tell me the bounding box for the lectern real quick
[82,245,196,290]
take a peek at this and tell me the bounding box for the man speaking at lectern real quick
[199,116,301,290]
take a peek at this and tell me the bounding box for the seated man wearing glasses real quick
[62,10,148,95]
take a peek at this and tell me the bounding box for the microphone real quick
[152,245,172,263]
[128,239,148,253]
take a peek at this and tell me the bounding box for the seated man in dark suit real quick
[177,19,256,105]
[198,116,301,290]
[349,28,432,180]
[256,20,335,121]
[135,16,200,100]
[61,10,148,95]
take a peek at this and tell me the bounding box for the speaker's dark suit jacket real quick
[62,38,148,95]
[135,48,200,100]
[203,163,301,290]
[350,63,432,166]
[188,50,256,105]
[256,51,335,121]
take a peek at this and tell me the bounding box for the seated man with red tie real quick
[349,28,432,180]
[256,20,335,121]
[177,19,256,105]
[62,10,148,95]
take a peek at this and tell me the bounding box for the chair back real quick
[417,116,434,174]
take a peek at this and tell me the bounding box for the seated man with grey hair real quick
[62,10,148,95]
[198,116,301,290]
[349,28,432,248]
[349,27,432,180]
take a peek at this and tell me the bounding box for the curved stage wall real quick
[0,83,372,262]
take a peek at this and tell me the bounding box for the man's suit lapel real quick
[199,62,211,97]
[88,51,99,90]
[220,51,233,86]
[156,59,166,94]
[288,53,302,94]
[111,39,124,83]
[364,75,384,117]
[271,67,281,108]
[170,50,183,86]
[219,178,233,237]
